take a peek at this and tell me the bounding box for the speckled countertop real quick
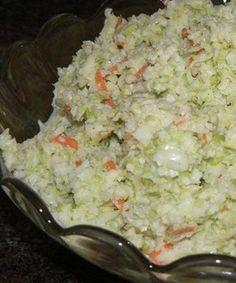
[0,1,126,282]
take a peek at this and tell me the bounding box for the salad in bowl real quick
[1,0,236,282]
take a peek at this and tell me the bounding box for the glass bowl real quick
[0,0,236,282]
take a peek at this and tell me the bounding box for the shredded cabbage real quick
[1,0,236,264]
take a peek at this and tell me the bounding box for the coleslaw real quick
[1,0,236,264]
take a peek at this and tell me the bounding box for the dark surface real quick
[0,1,126,282]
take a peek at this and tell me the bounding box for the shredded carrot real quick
[181,27,189,38]
[95,69,108,92]
[174,117,187,127]
[199,133,209,142]
[147,242,173,264]
[115,16,124,33]
[188,39,194,46]
[147,249,163,264]
[103,98,116,109]
[105,160,117,170]
[135,63,149,81]
[64,103,71,113]
[113,198,125,211]
[123,132,133,141]
[181,28,194,46]
[52,135,79,150]
[170,225,195,236]
[187,56,194,66]
[115,40,125,49]
[109,65,119,74]
[164,242,174,249]
[191,48,205,56]
[202,133,209,142]
[75,159,82,167]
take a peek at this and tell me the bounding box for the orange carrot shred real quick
[202,133,209,142]
[135,63,149,81]
[164,242,174,249]
[181,27,189,38]
[105,160,117,170]
[64,103,71,113]
[188,39,194,46]
[75,159,82,167]
[191,48,205,56]
[148,249,162,263]
[113,198,125,211]
[148,242,174,264]
[115,40,125,49]
[52,135,79,150]
[109,65,119,74]
[103,98,116,109]
[95,69,108,92]
[181,28,195,46]
[174,117,187,127]
[171,225,195,236]
[187,56,194,66]
[123,132,133,141]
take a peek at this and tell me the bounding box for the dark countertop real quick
[0,1,126,282]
